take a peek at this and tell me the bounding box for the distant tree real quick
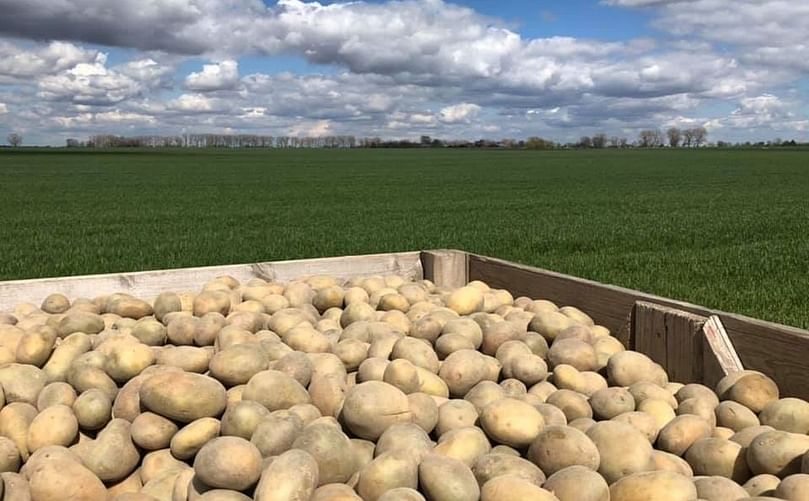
[66,139,81,148]
[638,129,663,148]
[592,133,608,149]
[7,133,22,147]
[618,137,629,148]
[579,136,593,148]
[525,136,555,150]
[692,126,708,147]
[608,136,620,148]
[666,127,682,148]
[682,128,694,147]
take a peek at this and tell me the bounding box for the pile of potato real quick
[0,273,808,501]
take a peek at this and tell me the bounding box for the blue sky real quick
[1,0,807,145]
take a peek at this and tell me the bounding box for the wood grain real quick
[420,249,468,289]
[634,302,710,384]
[468,253,809,399]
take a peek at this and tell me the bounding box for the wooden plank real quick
[702,316,745,388]
[420,250,468,289]
[634,302,708,384]
[0,251,423,310]
[468,253,809,399]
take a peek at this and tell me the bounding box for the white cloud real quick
[185,60,240,91]
[0,102,7,114]
[439,103,481,124]
[0,41,98,81]
[167,93,227,113]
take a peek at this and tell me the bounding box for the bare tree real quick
[666,127,682,148]
[638,129,663,148]
[692,126,708,147]
[579,136,593,148]
[682,129,695,147]
[592,133,608,149]
[7,133,22,147]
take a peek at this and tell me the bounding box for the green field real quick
[1,148,807,329]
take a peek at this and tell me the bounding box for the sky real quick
[0,0,808,145]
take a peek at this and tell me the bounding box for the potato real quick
[503,353,548,387]
[609,471,697,501]
[171,417,221,460]
[547,339,598,372]
[0,364,46,405]
[587,421,655,483]
[209,345,269,387]
[527,425,600,476]
[0,402,37,461]
[104,341,155,383]
[16,326,57,368]
[57,311,105,337]
[637,398,676,431]
[500,379,527,397]
[392,337,439,373]
[153,292,182,322]
[568,417,596,433]
[677,396,717,428]
[759,398,809,434]
[27,454,107,500]
[746,430,809,476]
[156,345,212,373]
[743,474,781,496]
[480,474,559,501]
[657,415,712,457]
[254,449,319,501]
[40,293,69,314]
[419,453,479,501]
[293,422,356,485]
[36,382,77,411]
[129,412,178,450]
[651,450,693,476]
[341,381,412,441]
[341,302,377,328]
[774,473,809,500]
[357,450,419,501]
[106,296,153,319]
[611,411,659,443]
[434,426,492,467]
[589,387,635,420]
[473,453,545,487]
[376,423,433,460]
[68,419,136,479]
[377,488,425,501]
[717,371,779,413]
[0,436,21,473]
[731,425,777,447]
[436,400,478,437]
[542,465,610,501]
[407,393,439,434]
[545,390,592,421]
[140,371,227,423]
[607,351,667,387]
[193,291,231,317]
[685,437,750,482]
[193,436,261,490]
[716,400,760,431]
[480,322,523,357]
[529,311,574,343]
[447,287,484,315]
[693,476,748,501]
[464,381,506,413]
[480,398,545,448]
[73,388,112,430]
[27,405,78,452]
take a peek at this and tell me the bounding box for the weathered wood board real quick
[0,251,423,311]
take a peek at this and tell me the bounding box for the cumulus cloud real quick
[1,0,808,143]
[0,40,98,81]
[0,102,7,114]
[439,103,481,124]
[185,60,240,91]
[36,53,172,106]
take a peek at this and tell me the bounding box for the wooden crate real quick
[2,249,806,399]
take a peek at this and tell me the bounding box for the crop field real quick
[0,147,807,328]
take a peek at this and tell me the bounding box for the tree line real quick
[3,130,807,150]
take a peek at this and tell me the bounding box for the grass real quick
[1,147,807,329]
